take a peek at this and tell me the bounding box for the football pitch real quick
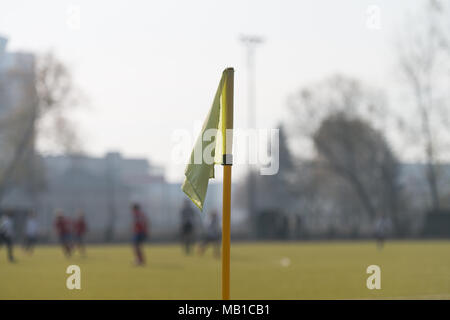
[0,241,449,299]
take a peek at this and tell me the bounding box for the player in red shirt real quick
[73,210,88,257]
[54,209,72,257]
[131,203,148,266]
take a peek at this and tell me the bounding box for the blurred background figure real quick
[54,210,72,257]
[23,210,38,255]
[131,203,148,266]
[73,210,88,257]
[180,200,195,255]
[0,212,15,262]
[375,215,389,250]
[198,210,220,259]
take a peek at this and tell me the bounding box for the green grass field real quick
[0,241,449,299]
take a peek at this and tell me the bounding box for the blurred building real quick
[0,35,36,163]
[0,35,38,234]
[2,150,229,242]
[36,152,171,242]
[248,162,450,239]
[400,163,450,210]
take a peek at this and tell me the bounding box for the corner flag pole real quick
[222,68,234,300]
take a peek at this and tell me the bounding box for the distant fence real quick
[4,207,448,243]
[422,210,450,238]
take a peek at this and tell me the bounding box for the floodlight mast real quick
[239,34,264,235]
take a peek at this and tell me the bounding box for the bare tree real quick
[396,0,450,210]
[288,75,388,153]
[0,52,82,204]
[288,75,405,234]
[313,113,403,233]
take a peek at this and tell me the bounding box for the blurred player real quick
[73,210,88,257]
[24,210,38,255]
[0,212,15,262]
[198,210,220,258]
[180,200,195,255]
[375,215,389,249]
[54,209,72,257]
[131,203,148,266]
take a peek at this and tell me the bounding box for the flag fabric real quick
[182,68,233,210]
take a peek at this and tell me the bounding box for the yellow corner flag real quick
[182,68,234,211]
[182,68,234,300]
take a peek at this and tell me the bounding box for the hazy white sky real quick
[0,0,422,181]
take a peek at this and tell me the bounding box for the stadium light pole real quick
[239,35,264,236]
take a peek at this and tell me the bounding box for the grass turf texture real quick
[0,241,449,299]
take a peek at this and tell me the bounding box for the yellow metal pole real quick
[222,67,234,300]
[222,165,232,300]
